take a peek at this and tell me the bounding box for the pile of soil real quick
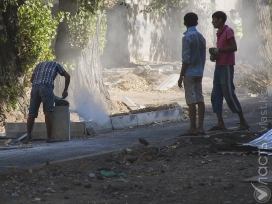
[0,131,265,203]
[104,71,171,92]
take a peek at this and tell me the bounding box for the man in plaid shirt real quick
[26,61,70,143]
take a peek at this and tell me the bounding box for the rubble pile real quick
[103,65,180,92]
[105,130,263,168]
[106,72,150,92]
[234,62,272,93]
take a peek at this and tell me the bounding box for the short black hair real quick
[184,12,198,27]
[212,11,227,23]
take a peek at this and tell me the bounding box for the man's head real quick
[212,11,227,29]
[229,9,238,18]
[230,9,237,14]
[184,12,198,27]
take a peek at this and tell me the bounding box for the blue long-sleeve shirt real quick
[182,26,206,77]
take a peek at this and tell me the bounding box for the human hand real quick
[178,77,183,88]
[209,47,219,55]
[62,91,68,99]
[210,54,218,62]
[209,47,219,62]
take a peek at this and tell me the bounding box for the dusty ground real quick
[0,131,270,204]
[1,62,271,203]
[0,60,266,128]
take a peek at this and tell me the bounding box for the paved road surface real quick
[0,96,271,171]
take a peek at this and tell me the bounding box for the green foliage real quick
[270,0,272,23]
[0,0,109,110]
[141,0,183,15]
[0,0,18,12]
[68,5,98,49]
[0,35,7,43]
[17,0,59,72]
[61,62,76,71]
[0,66,25,110]
[142,0,214,20]
[67,1,107,54]
[0,0,62,109]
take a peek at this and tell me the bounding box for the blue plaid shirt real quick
[32,61,66,86]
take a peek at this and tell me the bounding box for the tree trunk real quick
[55,1,111,124]
[0,3,28,125]
[55,0,77,63]
[240,0,272,65]
[0,5,20,76]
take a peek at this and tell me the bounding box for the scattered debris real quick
[88,172,96,179]
[242,129,272,150]
[14,133,27,143]
[139,138,150,146]
[133,65,152,75]
[122,97,138,110]
[100,167,126,178]
[156,74,180,91]
[86,126,98,137]
[243,172,272,183]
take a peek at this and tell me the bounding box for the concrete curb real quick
[110,108,183,130]
[5,108,183,138]
[111,114,138,129]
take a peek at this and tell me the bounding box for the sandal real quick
[22,135,34,144]
[237,122,250,131]
[46,137,61,143]
[198,131,206,135]
[179,130,198,136]
[208,125,228,132]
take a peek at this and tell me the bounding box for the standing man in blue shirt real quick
[178,12,206,136]
[25,61,70,143]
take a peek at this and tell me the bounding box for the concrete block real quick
[156,74,180,91]
[5,122,46,139]
[52,106,70,141]
[149,69,164,74]
[137,112,160,125]
[70,122,85,136]
[111,114,138,129]
[156,65,173,71]
[5,106,70,140]
[85,118,112,133]
[122,97,138,110]
[137,108,183,125]
[5,121,85,139]
[159,108,183,121]
[133,65,151,75]
[267,87,272,97]
[86,126,98,136]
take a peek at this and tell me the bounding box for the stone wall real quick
[101,0,242,67]
[101,0,182,67]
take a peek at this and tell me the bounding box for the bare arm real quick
[178,62,189,88]
[30,73,34,83]
[179,62,189,78]
[61,71,70,98]
[218,37,237,53]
